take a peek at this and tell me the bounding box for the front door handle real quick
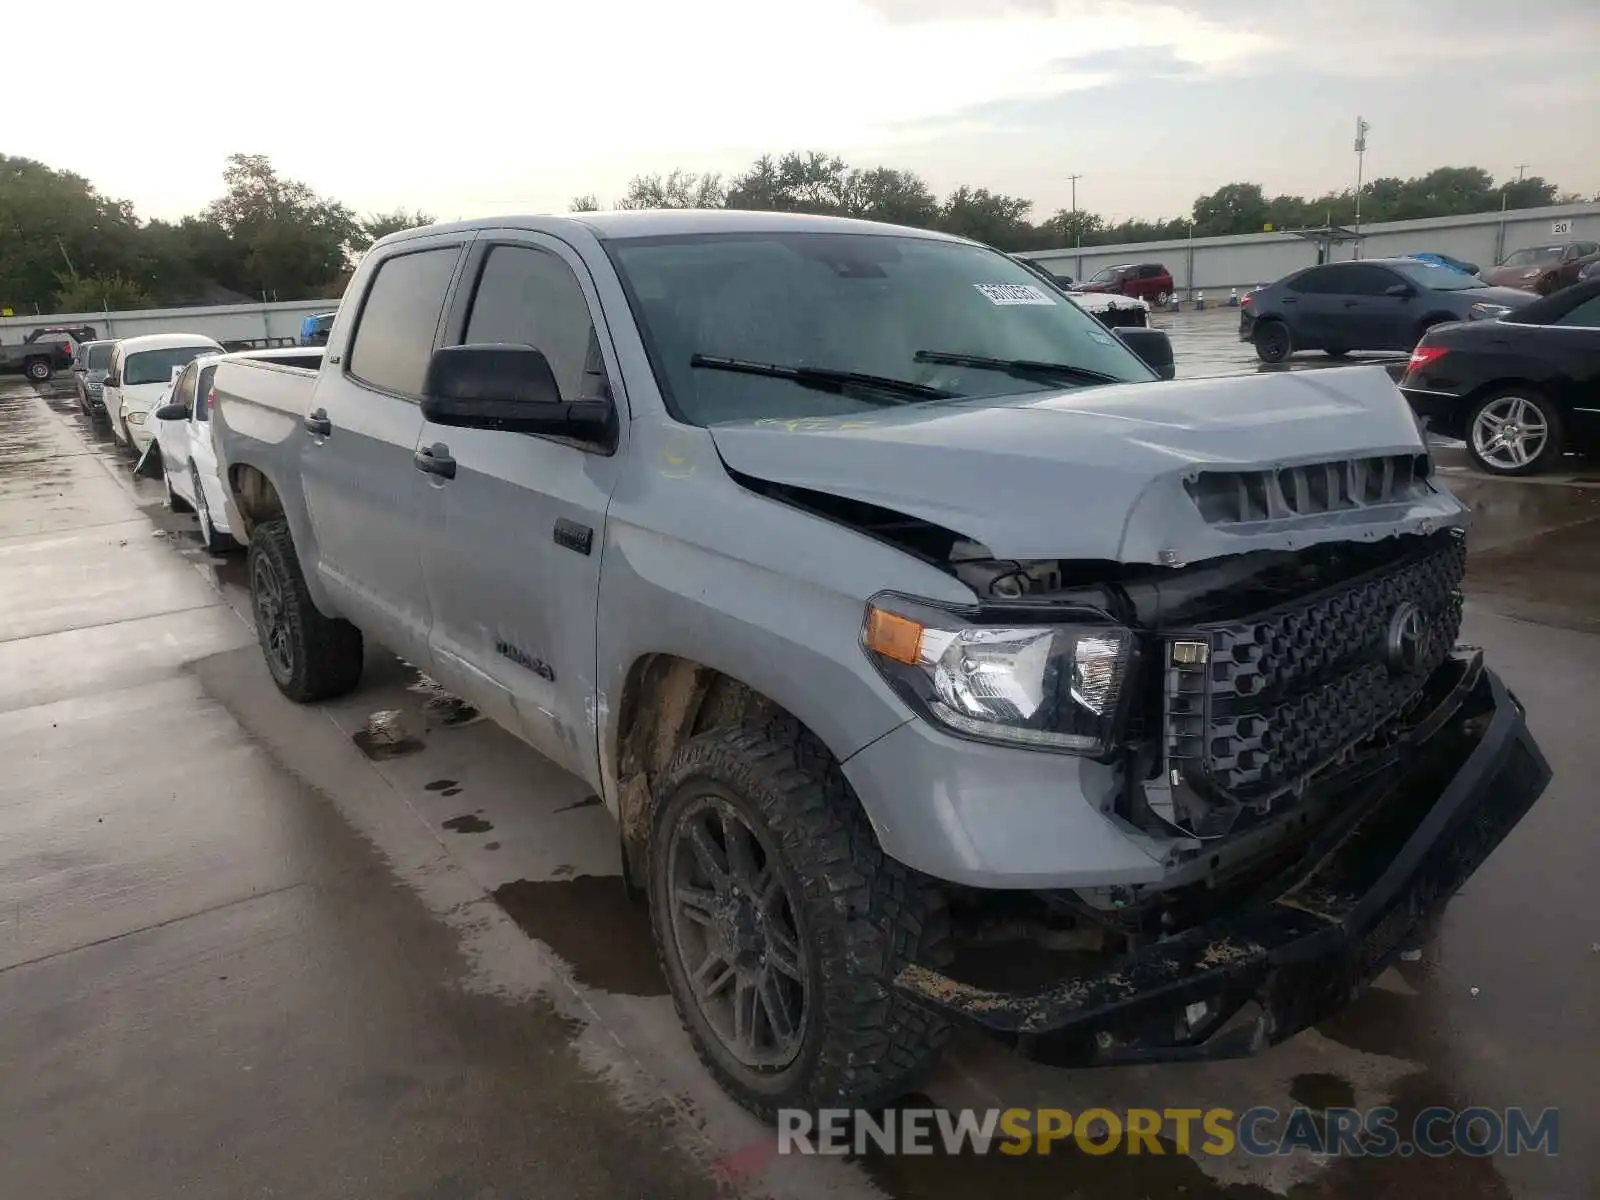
[304,409,332,437]
[1281,297,1298,305]
[414,442,456,480]
[1343,299,1360,308]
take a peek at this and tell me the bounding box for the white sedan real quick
[105,333,225,453]
[153,347,323,553]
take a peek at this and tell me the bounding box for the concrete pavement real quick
[1,376,1595,1199]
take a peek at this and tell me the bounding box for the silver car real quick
[72,339,117,418]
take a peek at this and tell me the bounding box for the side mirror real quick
[154,404,188,421]
[1115,327,1176,381]
[1385,282,1416,298]
[421,344,612,443]
[104,372,120,387]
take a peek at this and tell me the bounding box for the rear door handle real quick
[303,409,332,437]
[1343,300,1360,308]
[413,443,456,480]
[1281,297,1298,305]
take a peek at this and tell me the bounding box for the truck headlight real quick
[862,598,1134,754]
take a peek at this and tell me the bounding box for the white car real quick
[1066,290,1152,328]
[104,333,224,453]
[153,347,323,552]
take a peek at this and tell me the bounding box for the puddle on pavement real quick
[491,875,667,996]
[442,813,493,834]
[1289,1072,1357,1112]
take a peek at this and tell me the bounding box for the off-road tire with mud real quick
[648,718,952,1120]
[247,518,364,703]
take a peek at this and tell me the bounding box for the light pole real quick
[1067,172,1084,276]
[1353,117,1369,258]
[1497,164,1530,264]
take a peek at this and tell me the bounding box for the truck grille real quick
[1164,533,1465,800]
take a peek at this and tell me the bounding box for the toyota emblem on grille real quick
[1385,602,1426,675]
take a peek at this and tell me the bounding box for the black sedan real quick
[1400,277,1600,475]
[1240,258,1537,363]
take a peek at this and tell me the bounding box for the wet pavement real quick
[1,375,1595,1200]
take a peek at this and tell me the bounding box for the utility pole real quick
[1066,172,1085,277]
[1497,164,1531,265]
[1353,117,1370,259]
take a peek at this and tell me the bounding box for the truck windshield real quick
[124,346,215,385]
[606,232,1152,426]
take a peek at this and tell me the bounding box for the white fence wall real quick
[1023,202,1600,296]
[0,298,337,347]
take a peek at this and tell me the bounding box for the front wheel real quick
[649,720,951,1120]
[1467,389,1563,476]
[1253,319,1292,363]
[248,518,364,702]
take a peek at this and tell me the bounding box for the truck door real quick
[414,234,627,785]
[299,238,469,669]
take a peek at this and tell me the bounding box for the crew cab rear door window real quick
[1555,296,1600,328]
[347,246,463,397]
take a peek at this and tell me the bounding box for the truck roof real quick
[377,208,971,247]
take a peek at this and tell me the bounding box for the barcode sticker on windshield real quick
[974,283,1054,306]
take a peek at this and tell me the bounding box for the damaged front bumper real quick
[894,652,1550,1066]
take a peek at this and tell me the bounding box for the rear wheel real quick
[1156,290,1172,306]
[25,358,51,381]
[1467,388,1563,476]
[248,518,364,702]
[649,719,951,1119]
[1253,319,1292,363]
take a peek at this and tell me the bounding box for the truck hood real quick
[707,366,1468,565]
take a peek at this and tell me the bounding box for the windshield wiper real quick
[689,354,957,403]
[913,350,1121,386]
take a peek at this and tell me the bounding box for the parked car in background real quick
[72,339,117,416]
[1240,258,1537,363]
[153,346,324,552]
[1405,252,1479,276]
[1400,277,1600,476]
[0,332,75,380]
[1484,241,1600,295]
[1071,262,1174,305]
[103,333,224,451]
[299,311,337,346]
[209,211,1547,1120]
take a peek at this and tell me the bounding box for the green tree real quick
[838,166,939,227]
[0,155,144,311]
[203,154,357,299]
[937,187,1035,249]
[352,208,435,253]
[1191,182,1270,236]
[615,169,724,210]
[1039,208,1106,246]
[569,193,601,212]
[725,151,849,213]
[53,273,153,313]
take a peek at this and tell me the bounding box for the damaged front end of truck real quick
[710,368,1553,1068]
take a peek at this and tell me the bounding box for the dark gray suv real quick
[1240,258,1537,362]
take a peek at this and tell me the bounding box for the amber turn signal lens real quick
[865,607,924,665]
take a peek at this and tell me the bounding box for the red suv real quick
[1071,262,1174,304]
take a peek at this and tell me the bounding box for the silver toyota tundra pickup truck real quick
[211,210,1550,1120]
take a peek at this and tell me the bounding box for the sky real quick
[15,0,1600,227]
